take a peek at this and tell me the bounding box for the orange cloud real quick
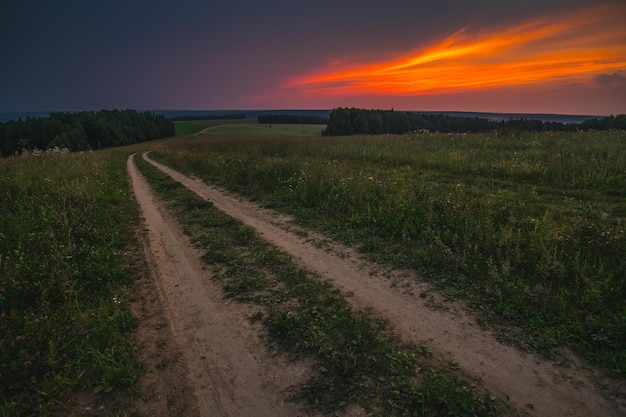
[285,4,626,97]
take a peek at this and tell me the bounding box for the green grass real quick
[201,122,325,137]
[148,130,626,374]
[0,149,144,416]
[174,121,325,138]
[135,155,499,416]
[173,122,207,136]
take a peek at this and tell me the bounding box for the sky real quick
[1,0,625,115]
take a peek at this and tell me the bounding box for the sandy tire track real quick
[127,154,315,417]
[141,151,624,417]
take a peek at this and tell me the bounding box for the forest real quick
[0,109,175,156]
[323,107,626,136]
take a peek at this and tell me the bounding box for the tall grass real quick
[150,130,626,373]
[0,150,142,415]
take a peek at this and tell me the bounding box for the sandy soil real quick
[127,152,624,417]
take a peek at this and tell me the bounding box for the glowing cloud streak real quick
[285,4,626,96]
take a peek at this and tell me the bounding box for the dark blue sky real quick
[1,0,624,114]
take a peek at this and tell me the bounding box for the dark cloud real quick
[595,72,626,86]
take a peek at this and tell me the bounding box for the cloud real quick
[595,72,626,86]
[285,3,626,98]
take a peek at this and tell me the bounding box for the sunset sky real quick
[1,0,625,115]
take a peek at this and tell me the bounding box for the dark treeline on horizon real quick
[323,107,626,136]
[0,109,175,156]
[257,114,330,125]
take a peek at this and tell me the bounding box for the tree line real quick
[0,109,175,156]
[323,107,626,136]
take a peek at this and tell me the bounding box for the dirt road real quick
[127,154,317,417]
[128,152,624,417]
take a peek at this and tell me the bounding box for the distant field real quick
[174,121,325,137]
[173,121,209,135]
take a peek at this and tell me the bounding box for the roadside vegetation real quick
[135,155,501,417]
[0,149,143,416]
[149,129,626,374]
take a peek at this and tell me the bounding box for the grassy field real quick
[149,129,626,374]
[2,126,623,416]
[173,121,208,136]
[0,149,143,416]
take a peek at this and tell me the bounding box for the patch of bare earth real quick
[127,257,199,417]
[138,152,625,417]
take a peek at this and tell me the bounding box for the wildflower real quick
[98,405,105,411]
[84,406,91,413]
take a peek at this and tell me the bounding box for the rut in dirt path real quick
[128,154,315,417]
[142,151,623,417]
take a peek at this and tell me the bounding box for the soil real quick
[126,152,624,417]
